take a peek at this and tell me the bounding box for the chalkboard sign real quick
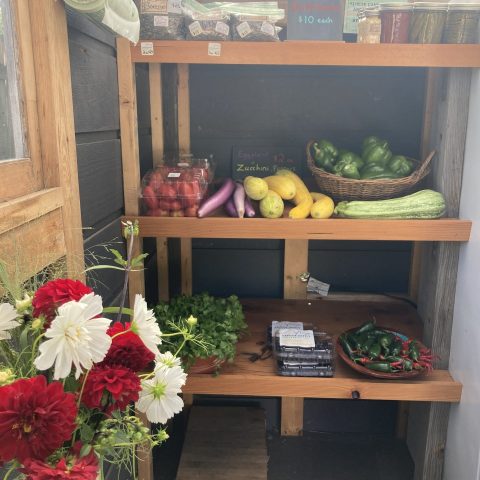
[231,146,303,180]
[287,0,343,40]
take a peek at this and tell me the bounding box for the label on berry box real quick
[167,172,181,178]
[208,42,221,56]
[279,329,315,348]
[260,21,275,36]
[271,321,304,338]
[167,0,182,14]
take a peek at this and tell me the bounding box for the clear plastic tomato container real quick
[140,165,208,217]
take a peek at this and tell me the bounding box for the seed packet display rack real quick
[117,39,480,480]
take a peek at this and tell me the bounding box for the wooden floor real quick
[176,406,268,480]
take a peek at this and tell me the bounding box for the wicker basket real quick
[306,140,435,201]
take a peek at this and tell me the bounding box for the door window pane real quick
[0,0,25,161]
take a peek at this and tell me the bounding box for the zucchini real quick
[334,190,446,219]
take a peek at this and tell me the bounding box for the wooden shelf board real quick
[182,299,462,402]
[131,41,480,68]
[124,215,471,241]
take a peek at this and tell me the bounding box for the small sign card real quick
[287,0,343,40]
[231,146,303,181]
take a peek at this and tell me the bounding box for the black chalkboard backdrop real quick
[231,145,303,180]
[287,0,344,40]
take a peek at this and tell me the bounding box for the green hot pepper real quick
[363,143,393,168]
[388,155,414,178]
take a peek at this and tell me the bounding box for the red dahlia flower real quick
[101,322,154,371]
[0,376,77,463]
[81,364,141,414]
[21,443,98,480]
[32,279,93,326]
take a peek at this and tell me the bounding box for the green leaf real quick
[80,443,92,458]
[113,258,127,267]
[84,265,127,272]
[109,248,125,261]
[80,423,95,443]
[19,324,31,352]
[131,253,149,268]
[64,376,80,393]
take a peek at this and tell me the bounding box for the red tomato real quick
[147,208,168,217]
[170,209,185,217]
[158,183,177,198]
[148,171,164,192]
[142,186,158,210]
[170,200,182,211]
[184,206,199,217]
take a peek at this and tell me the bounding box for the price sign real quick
[287,0,343,40]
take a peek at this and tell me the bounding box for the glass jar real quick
[410,2,448,43]
[362,8,382,43]
[444,3,480,43]
[380,3,413,43]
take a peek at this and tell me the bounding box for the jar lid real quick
[380,3,414,11]
[447,2,480,10]
[413,2,449,10]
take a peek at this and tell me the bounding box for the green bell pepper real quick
[313,143,337,172]
[338,151,365,170]
[362,143,393,168]
[333,160,361,179]
[362,136,389,155]
[388,155,414,178]
[360,165,397,180]
[317,139,339,159]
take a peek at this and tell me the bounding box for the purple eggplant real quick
[198,178,236,218]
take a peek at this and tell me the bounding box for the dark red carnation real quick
[0,376,77,463]
[21,443,98,480]
[81,364,141,414]
[32,279,93,327]
[101,322,154,371]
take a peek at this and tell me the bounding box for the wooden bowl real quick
[336,327,428,380]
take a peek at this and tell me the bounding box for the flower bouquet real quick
[0,221,203,479]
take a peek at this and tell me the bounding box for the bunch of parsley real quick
[154,293,247,367]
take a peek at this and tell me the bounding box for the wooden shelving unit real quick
[183,299,461,402]
[117,37,474,479]
[131,41,480,68]
[124,215,471,241]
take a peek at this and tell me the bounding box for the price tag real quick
[167,0,182,14]
[279,329,315,348]
[208,42,221,56]
[140,0,167,14]
[167,172,181,178]
[260,21,275,37]
[307,276,330,297]
[189,21,203,37]
[140,42,154,56]
[154,15,169,27]
[215,21,230,36]
[236,21,252,38]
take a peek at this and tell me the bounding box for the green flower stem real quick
[116,224,136,324]
[3,464,18,480]
[111,329,131,341]
[77,369,91,409]
[29,332,44,368]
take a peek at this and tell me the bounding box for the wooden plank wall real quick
[66,11,152,305]
[187,64,422,297]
